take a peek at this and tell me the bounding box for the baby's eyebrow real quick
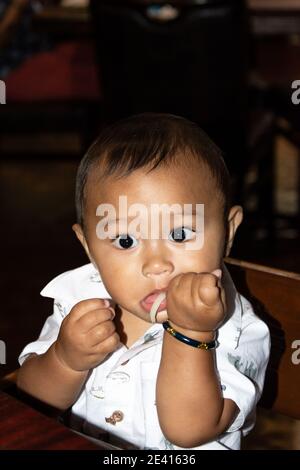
[106,211,198,225]
[106,211,199,224]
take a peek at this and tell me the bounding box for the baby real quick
[18,113,270,450]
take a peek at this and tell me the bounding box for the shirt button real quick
[105,410,124,425]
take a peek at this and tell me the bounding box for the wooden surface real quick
[226,258,300,420]
[0,391,114,450]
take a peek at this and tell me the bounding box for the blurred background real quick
[0,0,299,449]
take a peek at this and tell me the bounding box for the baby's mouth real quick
[140,290,167,314]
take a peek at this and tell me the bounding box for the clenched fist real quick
[166,271,226,334]
[54,299,120,372]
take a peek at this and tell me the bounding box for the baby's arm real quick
[17,299,119,410]
[156,272,238,448]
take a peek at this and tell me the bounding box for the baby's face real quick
[74,159,242,324]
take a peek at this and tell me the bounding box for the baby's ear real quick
[225,206,243,256]
[72,223,91,258]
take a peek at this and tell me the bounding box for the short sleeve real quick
[18,300,70,366]
[217,318,271,434]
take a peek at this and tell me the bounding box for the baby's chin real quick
[154,309,168,324]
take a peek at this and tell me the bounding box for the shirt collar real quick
[40,263,112,305]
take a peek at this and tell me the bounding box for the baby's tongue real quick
[144,292,161,304]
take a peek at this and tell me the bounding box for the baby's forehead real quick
[85,158,220,209]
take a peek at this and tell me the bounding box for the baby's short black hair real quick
[75,113,231,228]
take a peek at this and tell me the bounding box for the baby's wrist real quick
[167,320,216,342]
[52,342,88,376]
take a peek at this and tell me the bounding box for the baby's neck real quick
[115,306,151,348]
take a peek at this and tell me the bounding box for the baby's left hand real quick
[166,271,226,334]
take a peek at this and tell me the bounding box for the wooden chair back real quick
[226,257,300,419]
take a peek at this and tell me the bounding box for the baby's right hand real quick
[54,299,120,372]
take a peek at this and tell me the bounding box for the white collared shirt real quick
[19,263,270,450]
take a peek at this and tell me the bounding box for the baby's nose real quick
[142,256,174,279]
[145,268,170,278]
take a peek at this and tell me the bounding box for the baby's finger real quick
[70,298,111,321]
[197,272,219,289]
[88,320,116,347]
[198,284,220,307]
[93,331,121,356]
[77,307,115,333]
[212,269,222,280]
[105,298,116,309]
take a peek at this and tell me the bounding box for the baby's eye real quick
[168,227,195,243]
[112,234,138,250]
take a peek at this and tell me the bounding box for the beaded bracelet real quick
[162,321,217,350]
